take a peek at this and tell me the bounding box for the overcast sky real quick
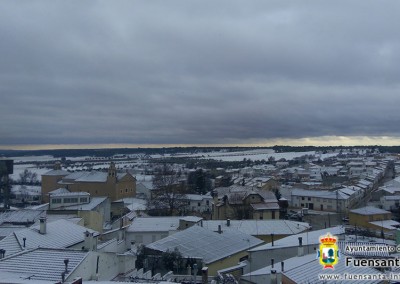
[2,1,400,149]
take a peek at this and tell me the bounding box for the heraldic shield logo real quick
[317,233,340,269]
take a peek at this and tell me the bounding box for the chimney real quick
[23,237,26,248]
[298,237,304,257]
[202,267,208,284]
[64,258,69,273]
[271,233,274,246]
[270,269,277,284]
[281,261,284,272]
[84,231,96,251]
[271,258,274,268]
[39,217,47,234]
[227,219,230,227]
[218,225,222,234]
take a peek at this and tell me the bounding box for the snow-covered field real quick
[151,149,339,162]
[10,164,51,182]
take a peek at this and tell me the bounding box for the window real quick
[308,197,311,201]
[272,211,276,219]
[206,200,209,205]
[80,197,88,203]
[316,198,320,202]
[125,188,128,193]
[302,197,305,200]
[52,198,62,204]
[301,203,304,207]
[198,202,201,207]
[64,198,78,203]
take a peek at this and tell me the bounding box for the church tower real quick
[107,162,117,183]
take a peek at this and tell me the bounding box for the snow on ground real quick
[10,164,51,182]
[9,155,56,163]
[153,149,339,162]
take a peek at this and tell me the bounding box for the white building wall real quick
[67,251,136,281]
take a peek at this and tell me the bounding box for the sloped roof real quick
[369,219,400,230]
[75,171,108,182]
[249,226,345,252]
[127,216,182,232]
[52,197,107,211]
[0,248,89,282]
[42,170,69,176]
[146,225,263,264]
[282,253,383,284]
[0,219,98,257]
[350,206,390,215]
[251,203,280,210]
[48,188,70,195]
[242,253,315,277]
[0,210,44,225]
[202,220,310,236]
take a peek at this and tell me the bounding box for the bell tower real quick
[107,162,117,183]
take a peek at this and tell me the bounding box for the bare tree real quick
[149,164,188,216]
[19,169,38,185]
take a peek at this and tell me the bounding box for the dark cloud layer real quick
[2,1,400,146]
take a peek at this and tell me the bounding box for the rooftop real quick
[42,170,69,176]
[0,248,89,282]
[202,219,310,236]
[249,226,345,252]
[0,219,98,257]
[146,225,263,264]
[350,206,390,215]
[127,216,198,233]
[282,253,383,284]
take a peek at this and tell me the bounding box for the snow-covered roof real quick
[350,206,390,215]
[0,210,44,225]
[116,197,147,211]
[48,188,70,195]
[0,248,89,282]
[146,225,263,264]
[53,197,107,211]
[202,220,310,236]
[0,219,98,257]
[42,169,69,176]
[282,253,383,284]
[338,187,356,196]
[75,171,108,182]
[127,217,183,232]
[251,203,280,210]
[249,226,345,252]
[185,194,213,201]
[243,253,315,277]
[369,219,400,230]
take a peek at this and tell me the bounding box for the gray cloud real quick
[2,1,400,146]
